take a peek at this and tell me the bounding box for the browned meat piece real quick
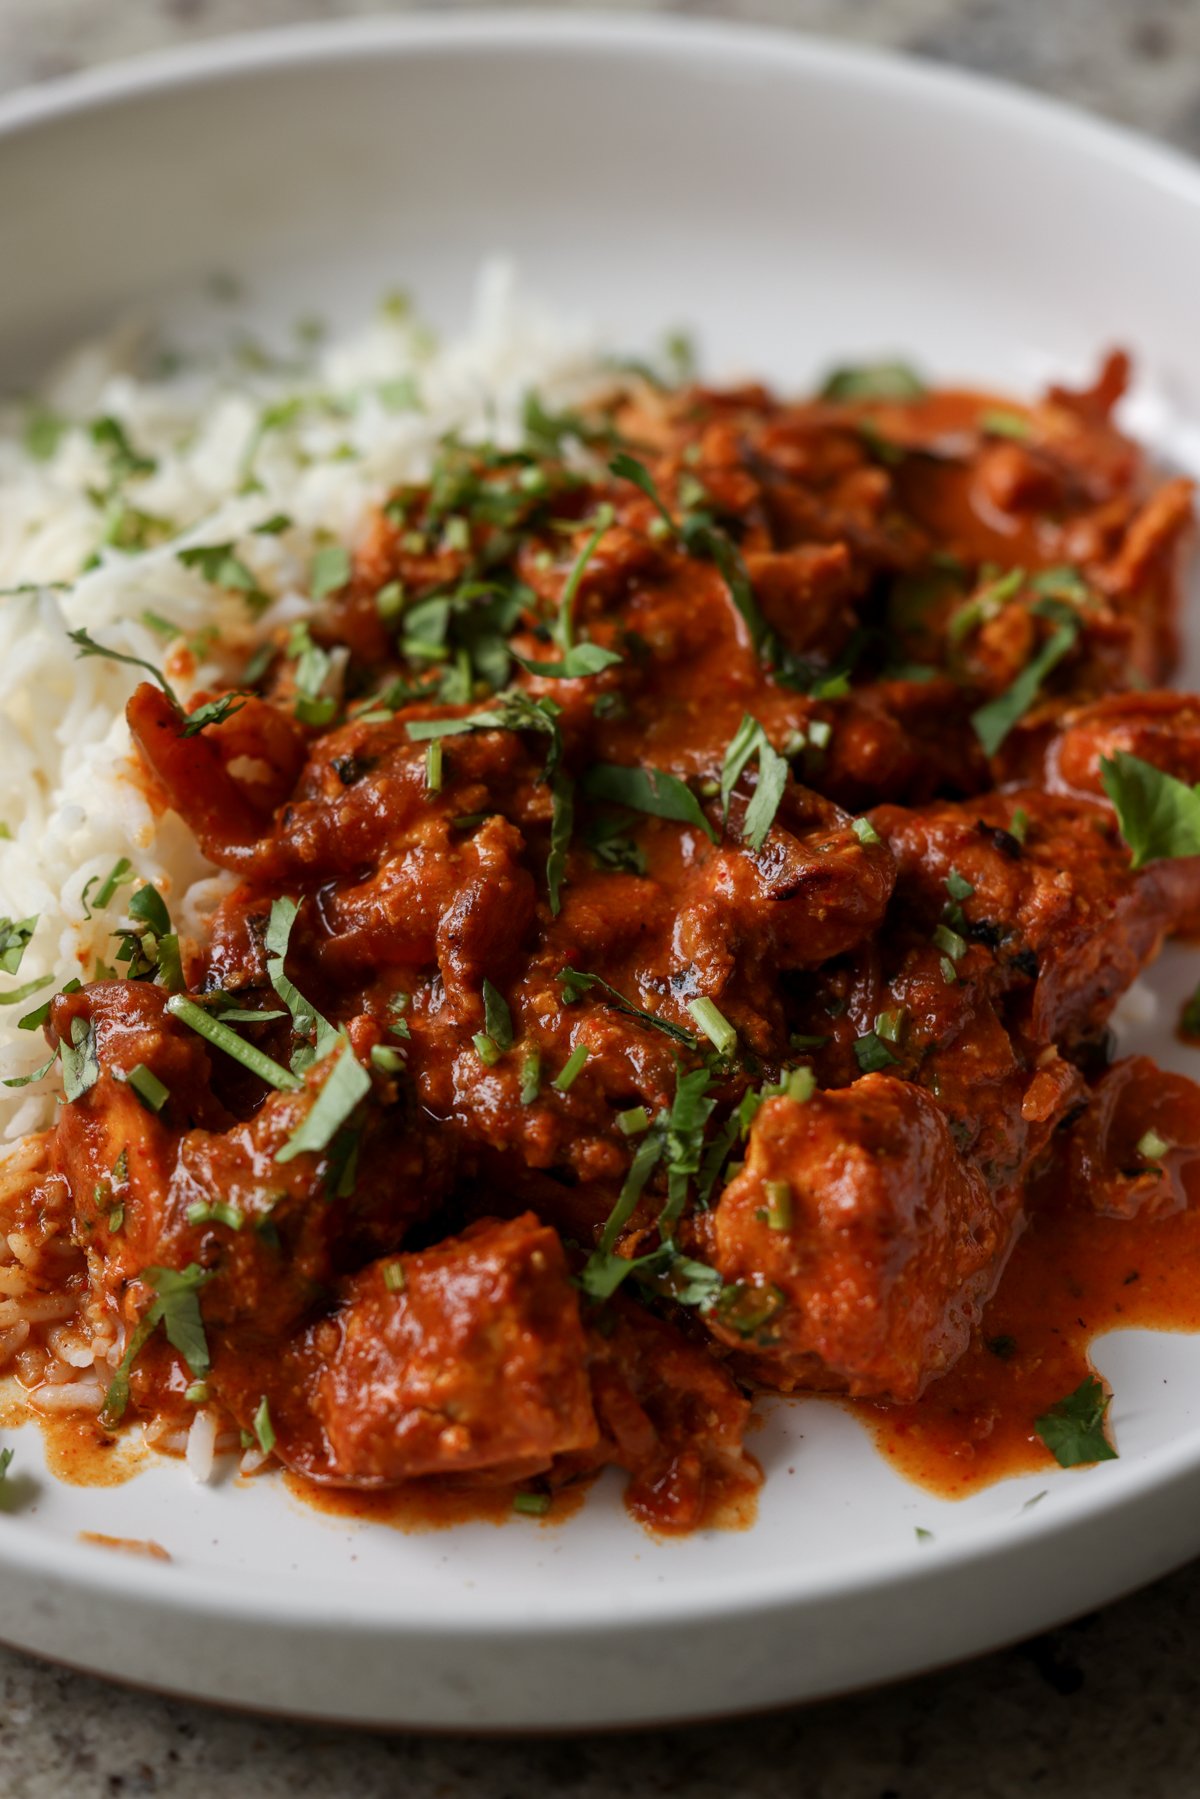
[1067,1056,1200,1222]
[704,1079,1021,1402]
[300,1215,598,1485]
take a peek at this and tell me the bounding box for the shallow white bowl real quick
[4,12,1200,1732]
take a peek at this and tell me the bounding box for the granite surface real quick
[4,1,1200,1792]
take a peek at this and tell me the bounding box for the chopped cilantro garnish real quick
[101,1263,213,1425]
[519,1050,541,1105]
[1034,1374,1117,1468]
[851,817,881,846]
[978,408,1032,440]
[853,1030,900,1074]
[0,916,36,976]
[276,1039,371,1163]
[178,541,266,608]
[265,896,340,1072]
[1100,751,1200,868]
[61,1015,101,1102]
[185,1199,244,1232]
[558,967,696,1046]
[481,979,514,1051]
[253,1396,276,1456]
[971,605,1079,755]
[310,544,352,601]
[513,1490,552,1516]
[719,715,788,851]
[581,762,717,843]
[819,362,925,402]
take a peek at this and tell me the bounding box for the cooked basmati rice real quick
[0,262,607,1131]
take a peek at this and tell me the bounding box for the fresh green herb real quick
[0,916,36,975]
[947,569,1025,648]
[275,1040,371,1163]
[90,415,156,482]
[851,817,881,846]
[971,606,1079,755]
[424,738,444,794]
[253,1396,276,1456]
[713,1279,786,1341]
[718,715,788,851]
[1030,564,1090,603]
[853,1030,900,1074]
[553,1043,590,1093]
[819,362,926,402]
[382,1260,406,1293]
[874,1009,905,1044]
[933,922,967,962]
[557,968,696,1046]
[255,512,293,536]
[82,859,134,919]
[514,642,622,679]
[287,620,336,727]
[178,541,266,607]
[481,979,514,1051]
[687,996,737,1059]
[555,504,614,652]
[0,973,53,1008]
[1010,806,1030,844]
[166,994,301,1092]
[125,1063,170,1113]
[584,814,646,876]
[18,977,80,1033]
[979,408,1032,440]
[265,896,339,1071]
[68,628,242,739]
[1100,751,1200,868]
[387,993,412,1043]
[617,1106,651,1136]
[185,1199,244,1231]
[473,1032,502,1067]
[581,763,718,843]
[915,1527,934,1544]
[580,1130,666,1298]
[2,1049,59,1090]
[61,1014,101,1102]
[310,544,352,601]
[369,1044,404,1075]
[513,1490,552,1516]
[1034,1374,1118,1468]
[1137,1127,1171,1161]
[185,1382,210,1404]
[764,1179,793,1230]
[101,1263,213,1424]
[519,1050,541,1105]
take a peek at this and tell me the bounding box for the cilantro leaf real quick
[61,1014,101,1102]
[971,610,1078,756]
[819,362,926,402]
[310,544,352,601]
[275,1040,371,1164]
[558,967,696,1046]
[1100,751,1200,869]
[101,1263,213,1424]
[514,642,622,679]
[265,897,340,1072]
[1034,1374,1118,1468]
[481,978,514,1052]
[581,763,718,843]
[0,916,36,976]
[719,715,788,851]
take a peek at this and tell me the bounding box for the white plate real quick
[5,12,1200,1732]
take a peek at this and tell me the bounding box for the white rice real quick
[0,262,608,1130]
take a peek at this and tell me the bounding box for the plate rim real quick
[4,4,1200,1659]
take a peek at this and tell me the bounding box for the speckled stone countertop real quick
[4,2,1200,1793]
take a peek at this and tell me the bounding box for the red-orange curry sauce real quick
[6,349,1200,1532]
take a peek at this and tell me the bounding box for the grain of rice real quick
[0,1320,30,1364]
[32,1378,104,1413]
[186,1410,218,1484]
